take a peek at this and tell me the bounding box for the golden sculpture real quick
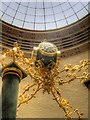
[1,42,90,120]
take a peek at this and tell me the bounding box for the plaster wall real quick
[16,51,89,118]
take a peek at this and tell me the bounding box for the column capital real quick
[1,62,27,82]
[2,67,23,82]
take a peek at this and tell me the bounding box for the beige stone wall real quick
[17,51,88,118]
[0,50,89,118]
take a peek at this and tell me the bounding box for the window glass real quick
[0,1,89,30]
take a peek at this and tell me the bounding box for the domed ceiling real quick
[0,0,89,30]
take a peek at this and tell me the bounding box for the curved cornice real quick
[0,14,90,57]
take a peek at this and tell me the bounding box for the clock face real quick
[38,42,58,55]
[35,42,58,67]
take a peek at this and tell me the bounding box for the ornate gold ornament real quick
[1,42,90,120]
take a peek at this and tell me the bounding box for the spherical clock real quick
[32,42,60,68]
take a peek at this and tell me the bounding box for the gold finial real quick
[42,39,47,42]
[14,42,19,47]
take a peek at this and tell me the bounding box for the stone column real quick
[84,79,90,90]
[2,67,22,119]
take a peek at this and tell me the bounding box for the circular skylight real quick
[0,0,89,30]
